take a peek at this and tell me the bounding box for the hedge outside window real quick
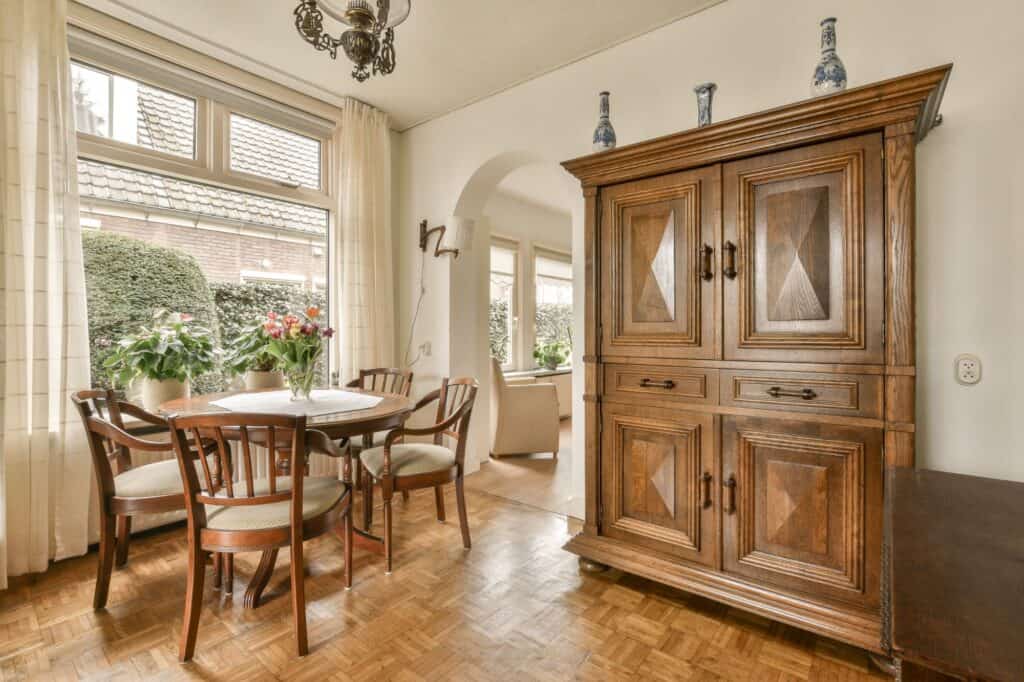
[489,243,517,368]
[534,250,573,359]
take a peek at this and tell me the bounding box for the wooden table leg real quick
[352,527,385,556]
[244,549,278,609]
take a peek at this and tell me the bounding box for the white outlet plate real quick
[954,353,982,386]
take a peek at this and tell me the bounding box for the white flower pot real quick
[244,370,285,390]
[141,377,189,412]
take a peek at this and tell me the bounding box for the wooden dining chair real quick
[360,377,478,573]
[167,412,353,661]
[345,368,413,491]
[72,389,217,609]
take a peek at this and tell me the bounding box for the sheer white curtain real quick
[0,0,93,588]
[330,99,395,386]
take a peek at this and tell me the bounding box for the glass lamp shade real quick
[318,0,411,28]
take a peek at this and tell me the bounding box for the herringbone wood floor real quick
[0,487,887,681]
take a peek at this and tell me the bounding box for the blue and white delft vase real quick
[811,17,847,96]
[592,91,617,152]
[694,82,716,127]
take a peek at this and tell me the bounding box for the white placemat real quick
[210,389,383,417]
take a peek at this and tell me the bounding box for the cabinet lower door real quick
[722,416,881,609]
[601,402,717,566]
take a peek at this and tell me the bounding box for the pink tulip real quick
[323,327,335,339]
[267,311,278,320]
[300,323,314,336]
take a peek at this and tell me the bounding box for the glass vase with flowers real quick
[264,307,334,401]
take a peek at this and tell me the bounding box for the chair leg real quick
[212,552,222,590]
[434,485,446,522]
[401,490,410,503]
[553,449,558,460]
[343,508,353,590]
[383,486,393,574]
[290,539,308,656]
[362,469,374,531]
[456,477,471,550]
[94,513,116,610]
[179,541,206,662]
[115,515,131,568]
[224,554,234,595]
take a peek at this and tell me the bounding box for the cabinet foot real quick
[578,557,610,573]
[869,654,902,680]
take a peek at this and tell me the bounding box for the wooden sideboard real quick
[562,65,952,655]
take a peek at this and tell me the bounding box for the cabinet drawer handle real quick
[766,386,818,400]
[724,475,736,514]
[723,241,738,279]
[700,472,713,509]
[640,378,676,390]
[700,244,714,281]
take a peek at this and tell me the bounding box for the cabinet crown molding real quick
[563,64,951,187]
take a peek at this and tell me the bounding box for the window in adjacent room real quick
[489,241,518,369]
[534,248,573,364]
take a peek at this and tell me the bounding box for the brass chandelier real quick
[294,0,411,82]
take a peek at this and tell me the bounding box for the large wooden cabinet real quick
[563,66,951,654]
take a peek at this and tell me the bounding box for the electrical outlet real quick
[419,341,432,357]
[954,354,982,386]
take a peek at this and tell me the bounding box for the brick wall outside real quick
[83,210,327,288]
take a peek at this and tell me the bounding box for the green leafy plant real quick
[104,310,219,387]
[223,323,278,376]
[533,340,570,371]
[264,307,334,400]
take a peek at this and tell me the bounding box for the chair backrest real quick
[349,367,414,396]
[167,412,309,531]
[433,377,479,465]
[490,358,507,396]
[71,389,177,498]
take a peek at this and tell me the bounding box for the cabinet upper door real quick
[600,166,720,359]
[601,402,717,566]
[721,415,882,610]
[723,134,884,364]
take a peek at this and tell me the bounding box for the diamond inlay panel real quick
[766,186,831,321]
[765,459,828,555]
[630,209,677,323]
[627,438,675,519]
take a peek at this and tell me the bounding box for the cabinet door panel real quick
[722,416,881,609]
[601,403,717,566]
[723,134,883,363]
[601,166,720,359]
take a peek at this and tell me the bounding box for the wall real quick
[484,190,572,371]
[396,0,1024,518]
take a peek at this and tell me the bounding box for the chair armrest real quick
[345,378,361,388]
[117,401,169,428]
[412,388,442,413]
[306,430,349,459]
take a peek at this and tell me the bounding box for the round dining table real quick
[160,387,413,606]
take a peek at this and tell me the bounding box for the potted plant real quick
[104,310,219,411]
[224,322,284,390]
[533,340,570,371]
[264,307,334,401]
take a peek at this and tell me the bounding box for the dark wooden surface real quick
[161,388,414,441]
[891,468,1024,680]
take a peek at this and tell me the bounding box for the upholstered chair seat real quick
[204,477,347,532]
[360,443,456,479]
[112,456,212,499]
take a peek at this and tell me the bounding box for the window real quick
[71,61,197,159]
[534,249,573,359]
[489,242,518,368]
[229,114,322,189]
[72,47,333,395]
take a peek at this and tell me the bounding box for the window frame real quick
[531,244,573,369]
[489,236,521,371]
[224,110,326,193]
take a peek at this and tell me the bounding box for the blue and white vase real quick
[694,82,716,127]
[592,91,617,152]
[811,17,847,96]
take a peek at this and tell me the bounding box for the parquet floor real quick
[0,487,887,681]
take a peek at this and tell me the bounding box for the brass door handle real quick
[723,475,736,514]
[766,387,818,400]
[700,244,714,281]
[640,378,676,390]
[723,241,738,279]
[700,472,713,509]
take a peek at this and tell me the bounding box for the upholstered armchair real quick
[489,358,560,458]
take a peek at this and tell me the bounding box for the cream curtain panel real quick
[330,99,395,387]
[0,0,93,588]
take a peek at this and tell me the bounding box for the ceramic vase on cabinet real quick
[694,82,716,127]
[811,17,848,95]
[592,91,617,152]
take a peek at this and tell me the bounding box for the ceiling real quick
[495,164,575,217]
[76,0,723,130]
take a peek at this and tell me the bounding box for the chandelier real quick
[294,1,411,82]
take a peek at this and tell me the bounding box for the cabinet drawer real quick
[604,364,718,406]
[720,370,882,419]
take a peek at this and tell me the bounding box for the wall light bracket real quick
[419,219,459,259]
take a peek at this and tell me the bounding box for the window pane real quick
[536,253,572,280]
[230,114,321,189]
[489,245,516,366]
[535,253,573,362]
[71,62,196,159]
[79,159,330,395]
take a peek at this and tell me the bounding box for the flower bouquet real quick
[264,307,334,401]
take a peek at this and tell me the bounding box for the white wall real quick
[396,0,1024,517]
